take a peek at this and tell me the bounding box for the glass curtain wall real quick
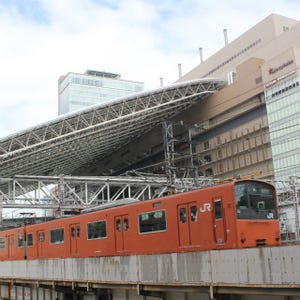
[265,74,300,181]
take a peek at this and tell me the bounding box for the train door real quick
[115,214,129,252]
[177,202,198,247]
[69,223,80,256]
[7,234,14,258]
[213,198,227,244]
[37,230,45,258]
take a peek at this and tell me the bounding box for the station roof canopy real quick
[0,78,225,178]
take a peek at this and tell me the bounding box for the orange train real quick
[0,179,281,260]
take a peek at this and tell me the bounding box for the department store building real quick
[176,13,300,184]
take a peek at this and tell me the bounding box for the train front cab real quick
[234,180,281,248]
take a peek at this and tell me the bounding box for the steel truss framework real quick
[0,175,216,214]
[0,174,297,210]
[0,78,225,180]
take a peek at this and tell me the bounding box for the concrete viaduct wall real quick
[0,244,299,300]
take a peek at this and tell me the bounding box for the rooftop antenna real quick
[199,47,203,63]
[178,63,182,78]
[223,28,228,46]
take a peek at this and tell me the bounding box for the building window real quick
[205,168,213,176]
[283,26,289,31]
[227,71,237,85]
[204,154,212,162]
[218,149,222,158]
[219,163,224,173]
[204,141,210,150]
[255,76,262,84]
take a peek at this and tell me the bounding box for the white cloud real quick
[0,0,300,137]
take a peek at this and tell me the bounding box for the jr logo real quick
[200,203,211,213]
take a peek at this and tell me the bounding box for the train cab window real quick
[27,234,33,247]
[214,200,223,219]
[50,228,64,244]
[0,238,5,250]
[124,218,129,231]
[18,235,24,248]
[234,181,278,220]
[190,206,198,222]
[87,220,107,239]
[139,210,166,233]
[180,208,187,223]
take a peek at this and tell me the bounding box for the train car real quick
[0,179,281,261]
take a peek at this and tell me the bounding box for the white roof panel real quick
[0,78,225,177]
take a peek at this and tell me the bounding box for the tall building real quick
[176,13,300,184]
[58,70,144,115]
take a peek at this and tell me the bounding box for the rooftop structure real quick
[0,78,225,179]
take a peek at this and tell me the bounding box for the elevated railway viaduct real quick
[0,244,300,300]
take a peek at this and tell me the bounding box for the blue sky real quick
[0,0,300,137]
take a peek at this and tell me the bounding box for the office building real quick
[58,70,144,115]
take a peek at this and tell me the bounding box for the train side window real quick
[50,228,64,244]
[77,226,80,237]
[87,220,107,239]
[27,234,33,247]
[139,210,166,233]
[0,238,5,250]
[190,206,198,222]
[180,208,187,223]
[124,218,129,231]
[214,200,222,219]
[116,219,121,232]
[71,227,75,237]
[18,235,23,248]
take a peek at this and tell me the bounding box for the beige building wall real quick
[173,56,273,180]
[180,14,299,81]
[173,14,300,181]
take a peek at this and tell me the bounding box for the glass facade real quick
[58,72,144,115]
[265,74,300,181]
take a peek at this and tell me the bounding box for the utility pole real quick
[290,176,300,239]
[0,195,2,226]
[163,121,200,189]
[162,122,177,188]
[188,128,199,187]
